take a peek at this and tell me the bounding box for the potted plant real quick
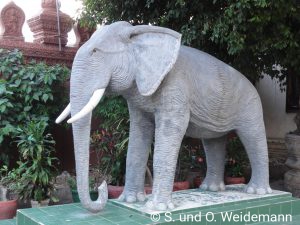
[192,155,206,188]
[91,128,128,198]
[11,120,59,207]
[172,145,191,191]
[0,166,18,220]
[177,140,206,189]
[92,96,129,198]
[225,135,249,185]
[225,162,246,184]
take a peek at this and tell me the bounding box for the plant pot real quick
[108,181,190,199]
[31,199,49,208]
[108,185,124,199]
[225,176,246,185]
[17,198,31,209]
[193,176,203,188]
[71,189,98,203]
[173,181,190,191]
[186,170,204,188]
[0,199,18,219]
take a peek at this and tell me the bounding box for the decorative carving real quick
[0,1,78,68]
[27,0,73,46]
[0,1,25,41]
[42,0,57,9]
[74,22,96,47]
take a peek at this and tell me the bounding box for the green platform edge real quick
[0,219,16,225]
[1,193,300,225]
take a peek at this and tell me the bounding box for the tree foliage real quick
[0,49,69,166]
[79,0,300,83]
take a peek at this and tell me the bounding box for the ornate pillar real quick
[27,0,73,46]
[0,2,25,41]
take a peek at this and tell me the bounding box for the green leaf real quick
[24,106,32,111]
[0,82,6,94]
[42,94,49,102]
[33,93,40,101]
[0,105,6,113]
[14,79,21,87]
[0,98,8,105]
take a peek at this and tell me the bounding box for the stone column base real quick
[284,169,300,197]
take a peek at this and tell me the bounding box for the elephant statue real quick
[56,21,272,213]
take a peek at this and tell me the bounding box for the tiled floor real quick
[17,203,153,225]
[1,185,300,225]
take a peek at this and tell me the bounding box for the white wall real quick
[256,76,296,139]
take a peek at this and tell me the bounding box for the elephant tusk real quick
[55,103,71,124]
[67,88,105,124]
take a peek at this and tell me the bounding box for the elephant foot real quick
[145,198,175,211]
[118,190,146,203]
[199,177,225,192]
[245,182,272,195]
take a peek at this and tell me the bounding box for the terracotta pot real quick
[186,170,204,188]
[193,176,202,188]
[225,176,246,185]
[108,185,124,199]
[108,181,190,199]
[108,185,153,198]
[173,181,190,191]
[0,199,18,219]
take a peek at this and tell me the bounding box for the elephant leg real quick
[146,112,189,211]
[200,136,227,191]
[119,105,154,203]
[236,110,272,194]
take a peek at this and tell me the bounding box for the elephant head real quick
[56,21,181,213]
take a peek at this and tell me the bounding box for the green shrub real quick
[225,136,249,177]
[92,95,129,185]
[1,120,58,202]
[0,48,69,166]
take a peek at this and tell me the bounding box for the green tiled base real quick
[0,219,16,225]
[11,185,300,225]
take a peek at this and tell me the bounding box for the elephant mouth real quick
[55,88,105,124]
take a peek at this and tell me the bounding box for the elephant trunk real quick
[71,112,107,213]
[69,72,108,212]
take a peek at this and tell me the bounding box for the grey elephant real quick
[56,21,272,213]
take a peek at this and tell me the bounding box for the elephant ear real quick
[128,25,182,96]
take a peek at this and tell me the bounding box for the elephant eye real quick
[92,49,97,53]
